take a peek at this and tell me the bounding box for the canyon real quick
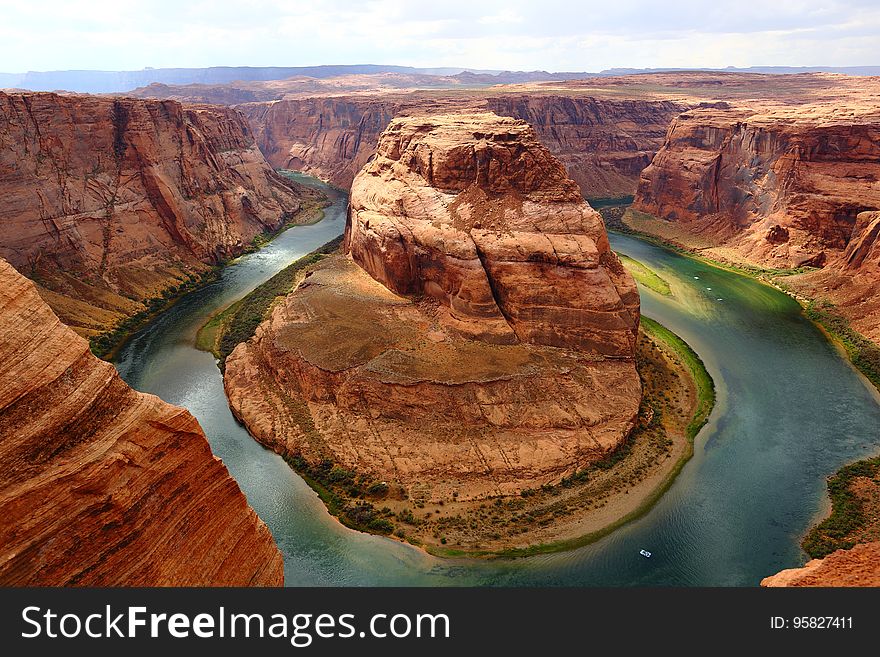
[0,91,316,339]
[0,257,283,585]
[122,72,880,296]
[134,71,880,204]
[237,93,683,200]
[129,72,880,346]
[129,70,880,576]
[2,67,878,582]
[223,113,654,549]
[138,68,880,372]
[628,88,880,342]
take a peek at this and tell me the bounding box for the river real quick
[115,175,880,586]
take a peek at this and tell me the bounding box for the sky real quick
[1,0,879,73]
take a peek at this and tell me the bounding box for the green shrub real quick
[802,456,880,558]
[216,236,343,366]
[397,508,417,524]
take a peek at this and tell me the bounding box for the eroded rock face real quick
[0,258,283,586]
[147,71,878,206]
[484,95,684,199]
[0,91,312,336]
[347,113,640,355]
[785,211,880,343]
[761,542,880,587]
[239,95,684,198]
[633,104,880,342]
[225,113,641,502]
[634,106,880,268]
[242,97,404,190]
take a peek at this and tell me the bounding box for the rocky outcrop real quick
[346,112,640,355]
[0,258,283,586]
[761,542,880,587]
[225,113,641,503]
[0,91,314,337]
[634,105,880,269]
[239,94,684,198]
[785,211,880,342]
[843,210,880,272]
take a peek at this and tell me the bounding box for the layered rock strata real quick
[225,113,641,502]
[0,91,313,336]
[242,97,407,190]
[0,258,283,585]
[634,104,880,269]
[785,210,880,343]
[484,95,683,199]
[154,71,879,203]
[631,102,880,347]
[239,94,684,197]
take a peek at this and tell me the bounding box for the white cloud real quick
[0,0,877,72]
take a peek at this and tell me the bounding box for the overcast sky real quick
[1,0,878,72]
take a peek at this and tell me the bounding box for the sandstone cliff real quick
[761,542,880,587]
[0,258,283,586]
[484,95,683,199]
[631,101,880,344]
[242,97,407,190]
[634,104,880,269]
[239,94,684,198]
[0,91,313,337]
[785,210,880,342]
[224,113,641,504]
[143,71,878,208]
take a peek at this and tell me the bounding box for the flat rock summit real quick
[225,112,642,501]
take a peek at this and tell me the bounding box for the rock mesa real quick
[225,113,641,502]
[346,112,640,354]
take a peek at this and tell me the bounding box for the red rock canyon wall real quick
[0,91,312,336]
[0,258,283,586]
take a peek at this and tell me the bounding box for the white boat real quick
[639,549,652,558]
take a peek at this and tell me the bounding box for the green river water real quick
[114,175,880,586]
